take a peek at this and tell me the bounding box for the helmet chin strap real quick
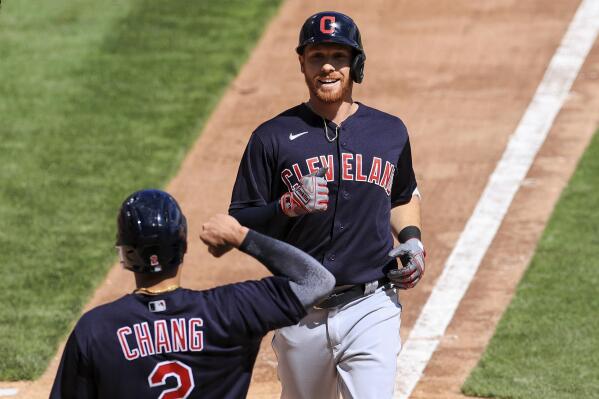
[117,246,127,269]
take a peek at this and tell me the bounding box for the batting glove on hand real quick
[280,167,329,217]
[387,238,426,289]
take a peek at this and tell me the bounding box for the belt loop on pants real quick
[314,277,391,309]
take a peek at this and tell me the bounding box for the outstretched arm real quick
[200,214,335,308]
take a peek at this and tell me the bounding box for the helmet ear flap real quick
[351,52,366,83]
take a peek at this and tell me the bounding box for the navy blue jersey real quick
[50,278,306,399]
[230,103,417,285]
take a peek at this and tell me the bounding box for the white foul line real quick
[0,389,18,397]
[395,0,599,397]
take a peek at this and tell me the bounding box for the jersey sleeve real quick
[49,329,97,399]
[229,132,276,211]
[211,276,307,340]
[391,123,418,207]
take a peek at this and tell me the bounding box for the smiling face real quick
[299,43,354,104]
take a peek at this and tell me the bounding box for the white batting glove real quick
[387,238,426,289]
[280,167,329,217]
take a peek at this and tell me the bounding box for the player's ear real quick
[299,55,305,73]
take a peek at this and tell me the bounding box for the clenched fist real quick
[280,167,329,217]
[386,238,425,289]
[200,214,249,257]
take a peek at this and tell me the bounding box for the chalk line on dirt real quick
[394,0,599,397]
[0,389,17,397]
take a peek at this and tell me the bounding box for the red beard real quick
[305,74,353,104]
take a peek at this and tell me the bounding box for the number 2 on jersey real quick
[148,361,195,399]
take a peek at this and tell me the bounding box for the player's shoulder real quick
[202,276,295,304]
[74,289,210,334]
[203,276,281,295]
[252,103,313,141]
[205,277,305,318]
[75,294,133,330]
[357,102,409,133]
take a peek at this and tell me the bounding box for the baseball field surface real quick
[1,0,598,398]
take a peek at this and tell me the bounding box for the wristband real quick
[398,225,421,243]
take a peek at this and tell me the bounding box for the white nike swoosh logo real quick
[289,131,309,141]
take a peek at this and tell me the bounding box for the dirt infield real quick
[4,0,599,397]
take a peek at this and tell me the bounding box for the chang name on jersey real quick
[117,318,204,361]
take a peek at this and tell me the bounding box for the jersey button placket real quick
[340,126,348,148]
[327,126,343,264]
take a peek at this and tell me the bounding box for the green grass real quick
[0,0,281,380]
[462,130,599,399]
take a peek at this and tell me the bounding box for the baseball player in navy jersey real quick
[229,11,425,399]
[50,189,334,399]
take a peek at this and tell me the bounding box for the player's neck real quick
[306,97,358,126]
[134,267,182,293]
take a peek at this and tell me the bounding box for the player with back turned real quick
[50,189,334,398]
[229,11,426,399]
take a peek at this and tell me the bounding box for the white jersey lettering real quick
[116,318,204,361]
[189,318,204,351]
[154,320,171,354]
[134,322,155,357]
[117,326,139,361]
[171,318,188,352]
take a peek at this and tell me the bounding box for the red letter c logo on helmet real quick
[320,16,335,34]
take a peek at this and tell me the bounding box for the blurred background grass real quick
[0,0,281,379]
[463,130,599,399]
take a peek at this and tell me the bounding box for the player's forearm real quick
[238,230,335,308]
[229,201,280,229]
[391,195,422,239]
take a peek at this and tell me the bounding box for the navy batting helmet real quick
[116,189,187,273]
[296,11,366,83]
